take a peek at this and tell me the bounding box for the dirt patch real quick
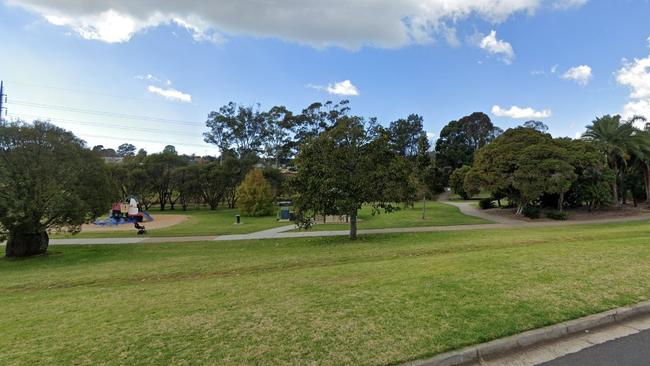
[81,215,189,232]
[485,205,650,222]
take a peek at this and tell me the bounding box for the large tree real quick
[435,112,501,182]
[143,150,187,210]
[116,143,137,157]
[197,162,227,210]
[389,114,425,157]
[0,121,115,257]
[473,128,576,214]
[263,106,293,167]
[291,116,408,240]
[204,102,267,158]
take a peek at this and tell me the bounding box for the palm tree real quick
[582,115,640,206]
[631,117,650,203]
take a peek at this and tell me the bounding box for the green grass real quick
[5,222,650,365]
[52,207,289,238]
[306,201,489,231]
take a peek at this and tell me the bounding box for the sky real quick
[0,0,649,155]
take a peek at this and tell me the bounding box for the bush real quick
[236,170,275,217]
[479,198,496,210]
[547,210,568,221]
[523,206,541,219]
[449,166,472,199]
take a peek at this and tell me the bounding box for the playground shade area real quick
[81,215,189,232]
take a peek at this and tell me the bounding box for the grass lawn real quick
[306,200,489,231]
[52,207,289,238]
[4,222,650,365]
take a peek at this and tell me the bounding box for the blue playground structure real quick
[93,197,154,228]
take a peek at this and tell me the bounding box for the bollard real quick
[236,214,241,224]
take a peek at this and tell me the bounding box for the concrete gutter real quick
[406,300,650,366]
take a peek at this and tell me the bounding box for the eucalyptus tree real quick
[204,102,267,158]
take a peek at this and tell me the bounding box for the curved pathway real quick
[42,193,650,245]
[437,191,522,225]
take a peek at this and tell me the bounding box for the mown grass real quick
[306,201,489,231]
[53,207,289,238]
[4,222,650,365]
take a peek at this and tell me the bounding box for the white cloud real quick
[531,64,559,76]
[7,0,585,49]
[135,74,161,82]
[479,30,515,64]
[647,36,650,48]
[491,105,552,119]
[617,54,650,120]
[326,80,359,96]
[147,85,192,103]
[552,0,588,10]
[562,65,593,85]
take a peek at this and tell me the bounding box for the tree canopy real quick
[473,128,577,214]
[291,116,408,239]
[435,112,501,182]
[0,121,115,257]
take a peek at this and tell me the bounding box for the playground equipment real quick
[94,196,154,227]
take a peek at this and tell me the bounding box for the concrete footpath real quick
[408,301,650,366]
[45,196,650,245]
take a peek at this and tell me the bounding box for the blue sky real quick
[1,0,649,155]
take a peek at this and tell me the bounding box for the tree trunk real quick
[558,191,565,212]
[612,160,620,207]
[6,231,49,257]
[645,163,650,204]
[422,195,426,220]
[516,205,524,216]
[349,210,358,241]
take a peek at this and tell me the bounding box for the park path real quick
[43,193,650,245]
[436,191,522,225]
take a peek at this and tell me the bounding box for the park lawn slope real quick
[308,200,489,231]
[51,207,288,238]
[3,222,650,365]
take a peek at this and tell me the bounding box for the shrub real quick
[523,206,541,219]
[449,166,472,199]
[236,170,275,217]
[463,169,482,199]
[547,210,568,221]
[479,198,496,210]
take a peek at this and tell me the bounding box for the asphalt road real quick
[539,328,650,366]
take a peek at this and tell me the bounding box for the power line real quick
[6,112,201,138]
[3,80,163,103]
[7,99,204,126]
[5,113,212,149]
